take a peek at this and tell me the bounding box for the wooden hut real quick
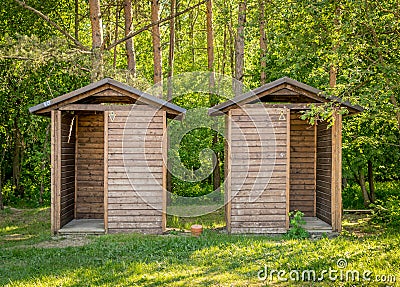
[209,77,362,234]
[30,78,186,235]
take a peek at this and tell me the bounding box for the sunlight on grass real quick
[0,225,19,233]
[167,207,225,230]
[1,208,399,286]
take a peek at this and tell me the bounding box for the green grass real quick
[1,207,399,286]
[167,207,226,230]
[0,207,52,248]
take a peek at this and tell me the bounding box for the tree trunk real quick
[12,118,23,198]
[0,149,5,210]
[113,2,120,69]
[367,160,376,203]
[0,172,3,210]
[259,0,267,85]
[124,0,137,77]
[390,95,400,133]
[167,0,176,100]
[75,0,79,41]
[329,65,337,88]
[166,0,176,204]
[89,0,104,82]
[234,1,246,96]
[206,0,221,193]
[151,0,162,85]
[330,3,340,88]
[358,170,370,207]
[39,124,50,205]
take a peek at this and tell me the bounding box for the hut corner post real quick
[285,108,290,230]
[162,111,167,232]
[51,110,62,235]
[104,111,109,233]
[331,112,342,232]
[224,111,232,233]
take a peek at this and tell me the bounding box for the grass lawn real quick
[1,207,399,287]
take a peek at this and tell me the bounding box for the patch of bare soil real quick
[35,235,92,248]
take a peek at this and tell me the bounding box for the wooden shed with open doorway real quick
[209,77,362,234]
[30,78,186,235]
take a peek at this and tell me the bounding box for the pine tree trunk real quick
[151,0,162,86]
[259,0,267,85]
[206,0,221,194]
[367,160,376,203]
[89,0,104,82]
[167,0,176,100]
[329,65,337,88]
[166,0,176,204]
[330,3,340,88]
[124,0,137,76]
[234,1,246,96]
[75,0,79,41]
[113,3,120,69]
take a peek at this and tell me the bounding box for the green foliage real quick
[371,196,400,228]
[0,0,399,209]
[343,181,400,210]
[342,184,366,210]
[285,210,309,239]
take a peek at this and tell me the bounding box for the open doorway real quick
[58,111,105,234]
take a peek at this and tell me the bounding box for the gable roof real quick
[208,77,363,116]
[29,78,186,118]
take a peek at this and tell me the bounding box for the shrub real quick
[370,196,400,228]
[285,210,309,239]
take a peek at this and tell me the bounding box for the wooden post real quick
[162,111,167,232]
[51,110,61,234]
[225,111,232,233]
[331,112,342,232]
[313,123,317,217]
[104,111,109,233]
[74,115,79,220]
[285,108,290,230]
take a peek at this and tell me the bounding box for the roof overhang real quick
[208,77,363,116]
[29,78,186,119]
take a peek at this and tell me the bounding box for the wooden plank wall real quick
[316,122,332,225]
[107,106,164,234]
[60,112,76,227]
[76,112,104,219]
[289,112,315,216]
[229,105,288,234]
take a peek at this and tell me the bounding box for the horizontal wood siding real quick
[289,112,315,216]
[76,113,104,219]
[107,106,164,234]
[229,105,288,234]
[60,112,76,227]
[316,122,332,225]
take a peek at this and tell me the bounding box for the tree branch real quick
[14,0,89,51]
[106,0,208,50]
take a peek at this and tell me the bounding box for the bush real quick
[370,196,400,228]
[285,210,309,239]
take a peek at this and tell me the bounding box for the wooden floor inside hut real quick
[302,217,332,233]
[58,219,105,235]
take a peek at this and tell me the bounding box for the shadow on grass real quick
[1,209,400,286]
